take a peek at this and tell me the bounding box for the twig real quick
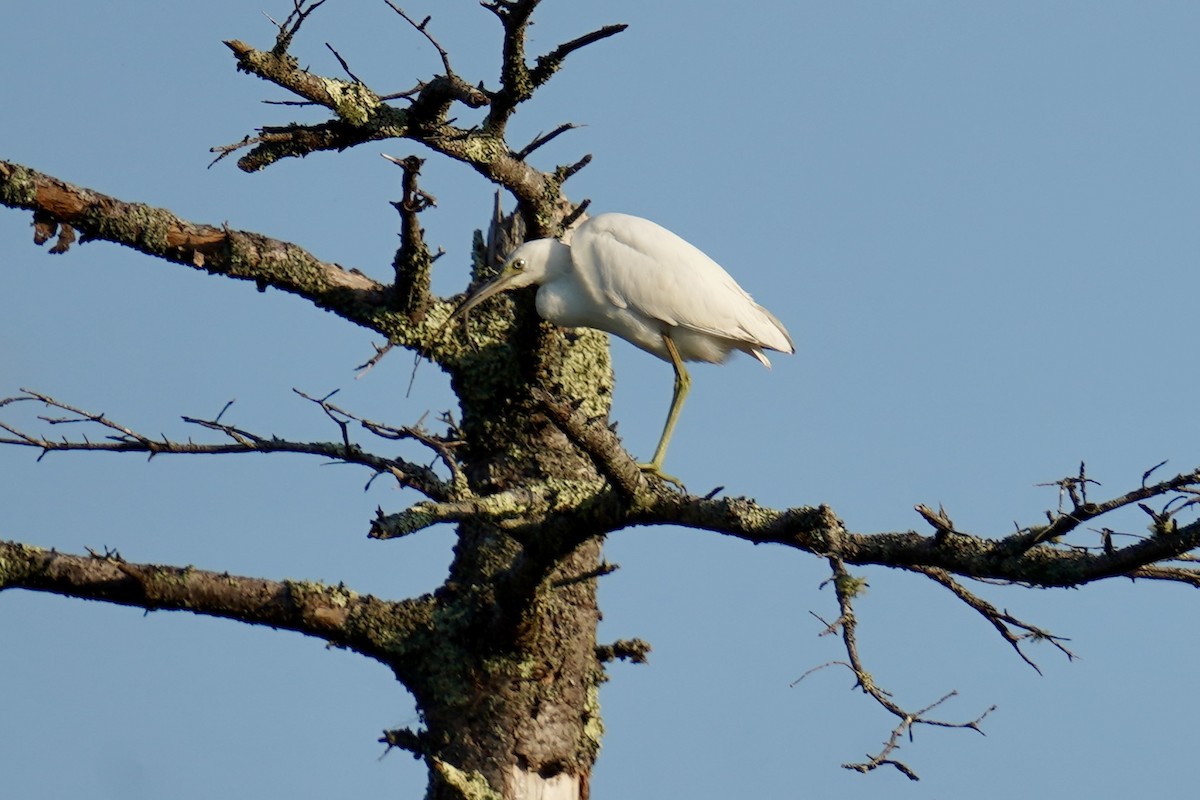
[554,153,591,184]
[516,123,581,159]
[386,2,454,76]
[268,0,330,55]
[560,198,590,233]
[356,340,398,378]
[326,42,364,84]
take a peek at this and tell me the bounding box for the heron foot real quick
[637,462,686,491]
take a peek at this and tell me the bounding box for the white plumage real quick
[453,212,794,480]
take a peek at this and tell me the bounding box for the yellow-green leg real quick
[638,334,690,487]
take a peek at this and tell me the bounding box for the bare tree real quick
[2,2,1199,797]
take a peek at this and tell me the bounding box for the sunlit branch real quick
[0,540,422,664]
[0,160,387,329]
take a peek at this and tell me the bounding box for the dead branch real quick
[484,0,626,134]
[1127,564,1200,586]
[0,539,420,662]
[560,198,590,232]
[914,503,958,541]
[528,24,629,89]
[369,492,537,539]
[621,467,1200,590]
[0,389,451,501]
[382,153,436,316]
[215,37,546,211]
[291,388,466,497]
[554,153,592,184]
[210,120,384,171]
[807,558,994,780]
[908,566,1076,673]
[0,159,387,314]
[1003,461,1200,552]
[595,638,651,664]
[225,38,388,119]
[355,340,398,378]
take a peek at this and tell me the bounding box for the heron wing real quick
[571,213,794,354]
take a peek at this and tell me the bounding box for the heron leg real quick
[638,333,689,486]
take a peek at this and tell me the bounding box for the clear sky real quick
[2,2,1199,797]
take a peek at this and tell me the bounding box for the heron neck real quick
[543,239,573,279]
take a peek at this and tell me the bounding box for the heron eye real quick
[512,258,526,271]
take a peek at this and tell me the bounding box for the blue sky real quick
[2,2,1199,797]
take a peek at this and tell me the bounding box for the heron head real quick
[450,239,557,319]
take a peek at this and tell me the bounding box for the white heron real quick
[452,212,794,480]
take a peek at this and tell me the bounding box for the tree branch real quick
[0,540,430,668]
[370,492,539,539]
[0,389,452,501]
[623,467,1200,588]
[224,38,390,124]
[484,0,626,135]
[907,566,1076,673]
[382,154,437,316]
[531,387,646,501]
[0,160,387,319]
[1001,461,1200,552]
[528,25,629,89]
[209,119,385,171]
[214,37,558,226]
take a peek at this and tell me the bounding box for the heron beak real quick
[450,269,522,320]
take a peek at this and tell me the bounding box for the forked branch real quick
[798,558,994,780]
[484,0,627,132]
